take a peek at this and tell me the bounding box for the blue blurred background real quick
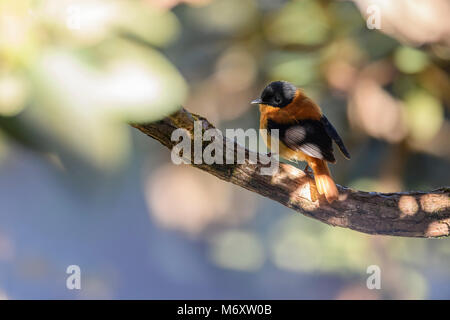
[0,0,449,299]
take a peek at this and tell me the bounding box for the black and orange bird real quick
[251,81,351,203]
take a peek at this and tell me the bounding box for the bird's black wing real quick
[320,115,351,159]
[267,119,336,163]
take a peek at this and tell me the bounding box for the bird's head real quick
[251,81,297,108]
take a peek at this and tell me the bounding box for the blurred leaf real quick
[270,215,376,274]
[329,1,365,36]
[0,0,187,170]
[392,74,419,97]
[0,73,28,116]
[0,115,45,151]
[265,0,330,46]
[209,230,264,271]
[402,269,428,299]
[116,1,181,47]
[186,0,257,34]
[267,52,319,86]
[358,31,398,60]
[395,46,429,74]
[0,1,39,66]
[37,0,180,47]
[405,90,444,143]
[23,45,186,169]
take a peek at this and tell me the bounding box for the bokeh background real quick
[0,0,449,299]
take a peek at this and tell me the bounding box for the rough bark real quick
[131,107,450,238]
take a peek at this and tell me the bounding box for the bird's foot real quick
[304,164,314,178]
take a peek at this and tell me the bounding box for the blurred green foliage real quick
[0,0,187,169]
[0,0,449,299]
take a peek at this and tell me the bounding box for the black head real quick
[251,81,297,108]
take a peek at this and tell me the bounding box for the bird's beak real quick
[251,98,262,105]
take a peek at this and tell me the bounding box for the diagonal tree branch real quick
[131,107,450,238]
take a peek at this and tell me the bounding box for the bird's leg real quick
[304,163,314,178]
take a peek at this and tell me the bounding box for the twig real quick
[131,107,450,238]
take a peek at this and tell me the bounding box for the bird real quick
[251,81,351,203]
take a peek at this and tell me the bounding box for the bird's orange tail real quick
[309,159,339,203]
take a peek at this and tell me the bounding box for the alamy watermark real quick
[366,265,381,290]
[170,121,279,175]
[66,265,81,290]
[366,4,381,30]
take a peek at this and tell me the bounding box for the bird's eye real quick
[274,95,282,104]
